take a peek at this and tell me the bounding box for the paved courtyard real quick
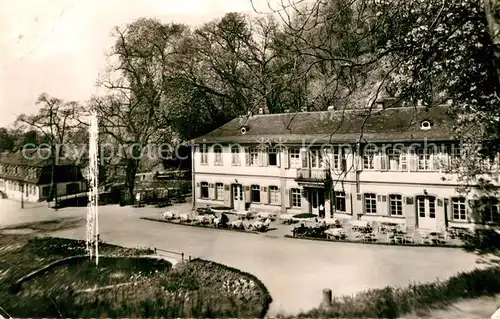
[0,198,484,316]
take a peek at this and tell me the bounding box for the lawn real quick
[0,235,271,318]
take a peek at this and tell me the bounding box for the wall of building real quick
[192,143,498,229]
[0,179,40,202]
[38,181,87,201]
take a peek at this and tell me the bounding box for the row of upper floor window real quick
[0,164,39,179]
[195,144,500,172]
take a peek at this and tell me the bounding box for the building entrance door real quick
[308,189,325,217]
[232,184,244,211]
[416,195,437,229]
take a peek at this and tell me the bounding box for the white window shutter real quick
[276,149,281,168]
[301,150,308,168]
[245,185,251,203]
[374,154,381,170]
[277,187,282,205]
[262,186,269,204]
[244,147,250,166]
[223,184,231,207]
[380,153,388,171]
[196,182,201,199]
[409,154,418,171]
[285,189,291,208]
[208,183,215,199]
[354,154,362,171]
[284,148,290,168]
[261,149,268,166]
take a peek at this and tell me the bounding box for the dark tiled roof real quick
[36,165,85,185]
[0,149,77,167]
[190,105,455,144]
[0,173,39,184]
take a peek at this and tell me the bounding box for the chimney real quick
[258,107,264,115]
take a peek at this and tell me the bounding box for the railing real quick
[296,168,329,181]
[153,247,191,262]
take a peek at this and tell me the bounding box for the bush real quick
[463,229,500,253]
[285,266,500,318]
[211,206,233,210]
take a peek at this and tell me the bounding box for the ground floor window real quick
[251,185,261,202]
[479,197,500,224]
[452,197,467,221]
[334,191,346,213]
[215,183,224,201]
[269,186,279,204]
[291,188,301,208]
[364,193,377,214]
[42,186,50,197]
[389,194,403,216]
[200,182,209,199]
[66,183,80,195]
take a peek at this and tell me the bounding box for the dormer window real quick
[240,126,249,134]
[420,120,433,131]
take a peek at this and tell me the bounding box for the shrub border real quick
[284,234,465,249]
[190,258,273,319]
[289,266,500,318]
[140,217,261,235]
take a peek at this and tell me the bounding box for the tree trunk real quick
[484,0,500,86]
[124,158,139,203]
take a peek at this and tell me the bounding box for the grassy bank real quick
[0,235,271,318]
[281,266,500,318]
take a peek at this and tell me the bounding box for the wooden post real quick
[181,252,184,262]
[321,288,332,308]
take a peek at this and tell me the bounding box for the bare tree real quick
[89,18,186,202]
[16,93,82,207]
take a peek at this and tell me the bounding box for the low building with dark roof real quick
[189,104,500,231]
[0,148,87,203]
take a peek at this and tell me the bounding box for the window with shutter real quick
[289,149,300,168]
[399,152,407,171]
[251,185,261,202]
[364,193,377,214]
[452,197,467,221]
[389,194,403,216]
[291,188,301,208]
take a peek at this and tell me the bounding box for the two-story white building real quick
[189,104,499,231]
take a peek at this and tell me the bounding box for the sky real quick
[0,0,279,128]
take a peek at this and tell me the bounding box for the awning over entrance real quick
[298,182,325,188]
